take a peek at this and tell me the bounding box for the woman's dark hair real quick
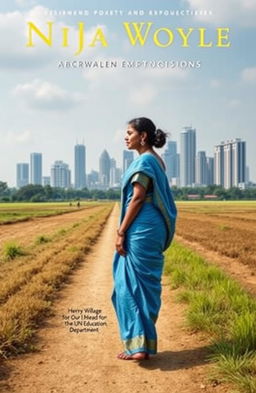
[128,117,168,148]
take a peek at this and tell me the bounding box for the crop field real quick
[175,201,256,268]
[0,201,102,224]
[0,202,114,358]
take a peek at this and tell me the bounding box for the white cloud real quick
[16,0,37,7]
[129,85,157,106]
[83,57,190,106]
[113,128,125,143]
[5,129,33,144]
[13,79,86,110]
[185,0,256,26]
[241,67,256,83]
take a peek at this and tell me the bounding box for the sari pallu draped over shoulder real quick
[111,153,177,355]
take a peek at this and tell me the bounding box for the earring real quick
[140,140,145,146]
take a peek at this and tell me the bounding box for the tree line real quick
[0,181,256,202]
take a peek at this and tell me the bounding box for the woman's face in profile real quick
[124,125,140,150]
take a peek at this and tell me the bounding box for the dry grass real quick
[0,203,114,358]
[176,201,256,268]
[0,201,101,224]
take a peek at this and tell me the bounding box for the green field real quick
[0,201,101,224]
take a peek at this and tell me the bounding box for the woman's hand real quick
[116,233,127,256]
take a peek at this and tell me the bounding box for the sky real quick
[0,0,255,187]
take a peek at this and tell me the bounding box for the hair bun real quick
[154,129,167,148]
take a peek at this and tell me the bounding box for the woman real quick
[111,117,177,361]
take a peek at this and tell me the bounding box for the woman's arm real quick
[116,181,147,256]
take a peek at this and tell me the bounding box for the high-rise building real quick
[206,157,214,186]
[224,142,233,189]
[232,139,246,187]
[99,150,111,188]
[51,160,71,188]
[214,143,224,186]
[109,157,122,188]
[214,139,246,189]
[74,144,86,190]
[110,158,116,187]
[123,150,134,173]
[162,141,179,183]
[180,127,196,187]
[196,151,208,186]
[87,170,99,189]
[42,176,51,186]
[115,168,122,186]
[16,163,29,188]
[30,153,42,185]
[246,166,250,184]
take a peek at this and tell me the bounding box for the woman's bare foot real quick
[117,351,149,360]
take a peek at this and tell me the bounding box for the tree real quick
[0,181,8,196]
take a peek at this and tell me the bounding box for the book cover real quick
[0,1,255,393]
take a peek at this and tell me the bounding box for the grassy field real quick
[165,241,256,393]
[0,202,114,358]
[0,201,102,224]
[176,201,256,268]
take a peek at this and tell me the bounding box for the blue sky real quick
[0,0,255,186]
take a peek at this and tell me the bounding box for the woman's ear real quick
[142,131,147,143]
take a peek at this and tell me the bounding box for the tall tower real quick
[99,150,111,188]
[196,151,208,186]
[214,139,246,189]
[232,139,246,187]
[206,157,214,185]
[224,142,233,189]
[16,163,29,188]
[74,143,86,189]
[30,153,42,185]
[214,143,224,186]
[162,141,179,182]
[51,160,71,189]
[123,150,134,173]
[180,127,196,187]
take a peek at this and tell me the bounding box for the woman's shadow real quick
[138,345,213,371]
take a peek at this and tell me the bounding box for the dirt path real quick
[176,235,256,298]
[1,204,230,393]
[0,206,103,247]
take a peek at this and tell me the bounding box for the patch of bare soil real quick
[0,206,102,248]
[0,205,231,393]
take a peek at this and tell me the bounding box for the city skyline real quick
[15,129,249,190]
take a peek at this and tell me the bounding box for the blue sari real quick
[111,153,177,355]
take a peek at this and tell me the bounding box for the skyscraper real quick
[162,141,179,183]
[206,157,214,186]
[196,151,208,186]
[110,158,117,187]
[123,150,134,173]
[30,153,42,185]
[180,127,196,187]
[42,176,51,186]
[232,139,246,187]
[87,170,99,189]
[99,150,111,188]
[214,139,246,189]
[224,142,233,189]
[51,160,71,188]
[16,163,29,188]
[74,143,86,190]
[214,143,224,186]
